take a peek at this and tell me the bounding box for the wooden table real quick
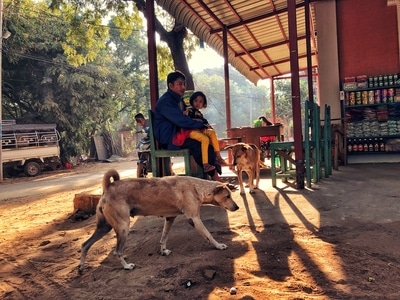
[226,125,284,145]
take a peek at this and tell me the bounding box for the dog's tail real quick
[103,169,120,192]
[79,169,119,274]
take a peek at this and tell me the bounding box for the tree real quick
[274,78,309,139]
[106,17,151,122]
[2,0,151,159]
[49,0,198,88]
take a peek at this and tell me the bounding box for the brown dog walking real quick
[78,170,239,273]
[225,143,268,194]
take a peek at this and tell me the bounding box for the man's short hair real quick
[167,71,186,85]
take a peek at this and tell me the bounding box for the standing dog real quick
[225,143,268,194]
[78,169,239,273]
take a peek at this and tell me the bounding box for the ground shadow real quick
[259,162,400,298]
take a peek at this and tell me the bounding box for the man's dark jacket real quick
[154,89,205,150]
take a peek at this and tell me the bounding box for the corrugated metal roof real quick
[156,0,318,85]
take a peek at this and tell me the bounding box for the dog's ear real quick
[214,184,228,194]
[241,145,250,153]
[243,144,252,150]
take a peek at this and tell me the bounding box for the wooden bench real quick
[148,110,205,178]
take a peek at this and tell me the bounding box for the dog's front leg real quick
[191,216,227,250]
[160,217,176,256]
[248,169,256,193]
[255,166,260,189]
[238,169,245,195]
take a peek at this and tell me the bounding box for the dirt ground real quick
[1,160,400,299]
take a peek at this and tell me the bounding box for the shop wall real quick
[315,0,341,120]
[337,0,399,81]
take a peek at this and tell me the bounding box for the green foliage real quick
[2,0,150,159]
[156,45,174,79]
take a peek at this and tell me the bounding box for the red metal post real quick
[146,0,159,110]
[305,0,314,103]
[223,26,232,130]
[271,78,276,123]
[288,0,305,189]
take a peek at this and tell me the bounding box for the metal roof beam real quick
[191,0,271,78]
[249,52,317,71]
[235,35,307,57]
[210,3,304,34]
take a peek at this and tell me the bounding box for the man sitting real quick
[153,71,224,182]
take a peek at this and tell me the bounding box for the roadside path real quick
[0,162,136,201]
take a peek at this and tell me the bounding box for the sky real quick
[188,45,270,87]
[188,46,224,73]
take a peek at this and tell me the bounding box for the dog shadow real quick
[222,164,293,282]
[237,187,294,282]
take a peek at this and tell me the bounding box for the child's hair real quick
[167,71,186,85]
[189,91,208,108]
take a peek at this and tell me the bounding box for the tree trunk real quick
[163,22,194,90]
[134,0,194,90]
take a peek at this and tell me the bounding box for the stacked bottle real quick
[347,138,385,152]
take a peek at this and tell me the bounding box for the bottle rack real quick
[342,76,400,157]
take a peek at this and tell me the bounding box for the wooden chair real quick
[270,101,328,188]
[148,110,191,177]
[321,104,332,178]
[270,141,297,186]
[304,100,321,185]
[332,122,346,170]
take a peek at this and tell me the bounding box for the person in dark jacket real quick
[153,71,222,181]
[134,113,150,137]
